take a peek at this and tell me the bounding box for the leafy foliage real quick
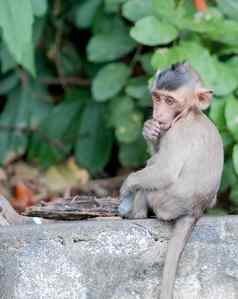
[0,0,238,212]
[92,63,131,101]
[0,0,35,74]
[130,16,178,46]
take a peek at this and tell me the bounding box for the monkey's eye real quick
[165,97,175,105]
[151,92,160,102]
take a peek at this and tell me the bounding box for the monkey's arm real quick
[143,119,161,155]
[121,133,191,195]
[146,140,159,156]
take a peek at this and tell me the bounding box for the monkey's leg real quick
[119,191,149,219]
[126,191,149,219]
[118,191,134,218]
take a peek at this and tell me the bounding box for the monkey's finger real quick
[143,128,153,136]
[144,124,160,134]
[149,132,158,139]
[153,128,161,134]
[152,127,161,134]
[144,123,153,130]
[153,122,161,130]
[151,134,159,139]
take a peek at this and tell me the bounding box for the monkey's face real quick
[151,90,185,130]
[152,63,214,128]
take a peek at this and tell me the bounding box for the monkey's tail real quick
[160,215,197,299]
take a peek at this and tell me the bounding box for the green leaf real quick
[32,18,46,47]
[153,0,191,29]
[216,0,238,21]
[74,0,102,29]
[210,19,238,45]
[152,0,175,17]
[233,144,238,176]
[0,44,17,73]
[92,63,131,101]
[211,59,237,96]
[130,16,178,46]
[125,76,149,99]
[221,130,234,152]
[225,96,238,140]
[184,12,238,46]
[122,0,153,22]
[139,53,154,75]
[109,96,134,127]
[27,82,53,128]
[220,159,237,192]
[0,0,35,74]
[230,184,238,205]
[92,11,112,35]
[105,0,126,13]
[151,41,237,96]
[0,87,30,164]
[87,18,136,62]
[152,41,216,86]
[28,99,84,168]
[60,43,81,76]
[75,102,113,173]
[119,136,148,167]
[218,45,238,56]
[0,81,51,165]
[209,97,226,130]
[115,110,143,143]
[0,73,20,95]
[31,0,48,17]
[226,56,238,77]
[125,76,151,106]
[64,88,91,103]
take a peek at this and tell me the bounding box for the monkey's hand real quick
[143,119,161,143]
[120,173,138,197]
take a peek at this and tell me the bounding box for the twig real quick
[17,68,29,87]
[53,0,62,16]
[55,21,66,87]
[0,124,68,153]
[40,76,91,86]
[130,45,143,69]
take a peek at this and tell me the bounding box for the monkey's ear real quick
[196,88,213,110]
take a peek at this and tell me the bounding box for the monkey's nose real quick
[157,120,164,126]
[153,117,161,123]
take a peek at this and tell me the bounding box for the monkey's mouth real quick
[154,118,171,130]
[160,122,172,130]
[157,121,167,127]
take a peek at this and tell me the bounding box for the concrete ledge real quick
[0,216,238,299]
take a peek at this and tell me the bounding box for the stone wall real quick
[0,216,238,299]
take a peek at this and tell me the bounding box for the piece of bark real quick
[24,196,120,220]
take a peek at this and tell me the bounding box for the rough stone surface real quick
[0,216,238,299]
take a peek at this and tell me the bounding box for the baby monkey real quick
[118,62,224,299]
